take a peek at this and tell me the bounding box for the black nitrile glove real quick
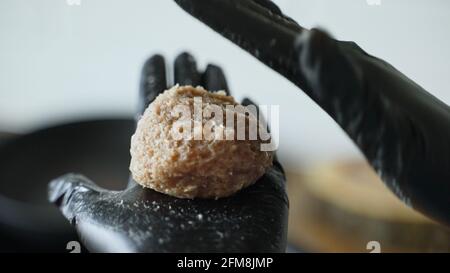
[48,53,288,253]
[174,0,450,226]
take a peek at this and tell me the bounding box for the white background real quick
[1,0,449,171]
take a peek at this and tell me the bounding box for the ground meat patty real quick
[129,85,273,199]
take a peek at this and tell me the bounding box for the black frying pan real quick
[0,118,134,252]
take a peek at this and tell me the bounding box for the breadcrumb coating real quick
[129,85,273,199]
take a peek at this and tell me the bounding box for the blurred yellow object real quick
[287,161,450,253]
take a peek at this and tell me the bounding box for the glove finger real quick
[138,54,167,116]
[253,0,281,12]
[241,97,281,166]
[202,64,230,94]
[174,52,201,86]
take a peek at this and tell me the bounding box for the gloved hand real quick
[174,0,450,226]
[48,52,288,253]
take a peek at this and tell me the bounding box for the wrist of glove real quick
[296,29,450,225]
